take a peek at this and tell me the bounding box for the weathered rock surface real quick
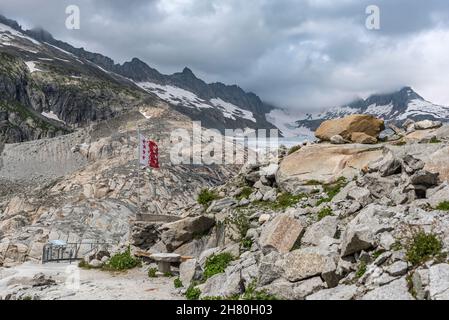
[258,214,304,253]
[362,278,414,300]
[315,115,384,142]
[276,144,383,192]
[306,285,358,300]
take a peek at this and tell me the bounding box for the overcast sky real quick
[2,0,449,113]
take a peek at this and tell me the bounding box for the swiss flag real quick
[148,140,160,169]
[139,134,160,169]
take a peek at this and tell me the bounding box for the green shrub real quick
[406,231,443,266]
[164,271,174,277]
[237,187,253,200]
[317,177,348,205]
[372,250,385,259]
[253,192,307,210]
[103,247,141,271]
[288,145,301,155]
[355,261,367,278]
[78,260,91,269]
[305,180,322,186]
[242,280,278,300]
[174,278,183,288]
[240,237,253,251]
[436,201,449,211]
[148,267,158,278]
[185,285,201,300]
[429,137,442,144]
[197,188,219,206]
[204,253,234,280]
[275,192,302,209]
[224,212,251,242]
[317,207,333,221]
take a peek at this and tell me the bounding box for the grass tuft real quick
[197,188,219,207]
[406,231,442,266]
[204,253,234,280]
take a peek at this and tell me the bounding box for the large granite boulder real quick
[276,144,383,193]
[315,115,385,143]
[160,216,215,251]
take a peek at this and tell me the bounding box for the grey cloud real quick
[1,0,449,111]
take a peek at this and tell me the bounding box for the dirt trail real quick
[0,262,184,300]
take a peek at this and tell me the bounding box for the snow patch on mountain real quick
[397,99,449,121]
[210,98,256,122]
[25,61,42,73]
[266,109,314,139]
[365,103,394,117]
[41,111,65,124]
[0,23,41,45]
[137,82,212,110]
[137,81,257,123]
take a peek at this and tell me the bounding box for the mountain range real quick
[0,14,276,143]
[293,86,449,134]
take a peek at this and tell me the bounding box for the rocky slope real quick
[0,102,239,267]
[110,122,449,301]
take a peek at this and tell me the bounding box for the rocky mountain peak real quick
[181,66,196,77]
[25,27,54,43]
[0,14,21,31]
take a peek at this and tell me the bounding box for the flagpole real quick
[137,125,141,218]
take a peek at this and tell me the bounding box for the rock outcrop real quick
[315,115,385,144]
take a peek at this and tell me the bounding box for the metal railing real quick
[42,241,117,264]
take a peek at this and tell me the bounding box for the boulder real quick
[276,144,383,193]
[89,259,102,268]
[200,271,242,298]
[330,135,346,145]
[249,191,263,202]
[302,216,338,246]
[340,205,389,257]
[315,115,384,142]
[207,198,237,213]
[410,171,439,187]
[347,187,371,207]
[351,132,377,144]
[427,184,449,208]
[160,216,215,251]
[306,285,358,300]
[402,155,425,175]
[386,261,408,277]
[284,247,339,287]
[368,149,402,177]
[423,146,449,182]
[262,189,277,202]
[258,251,285,286]
[362,278,414,300]
[260,277,325,300]
[259,214,304,253]
[179,258,202,287]
[258,214,271,225]
[428,264,449,300]
[259,164,279,179]
[131,222,161,250]
[414,120,442,130]
[31,273,56,287]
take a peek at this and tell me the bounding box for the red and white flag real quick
[139,134,160,169]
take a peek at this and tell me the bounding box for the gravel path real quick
[0,262,184,300]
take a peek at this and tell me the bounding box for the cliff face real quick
[0,19,160,143]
